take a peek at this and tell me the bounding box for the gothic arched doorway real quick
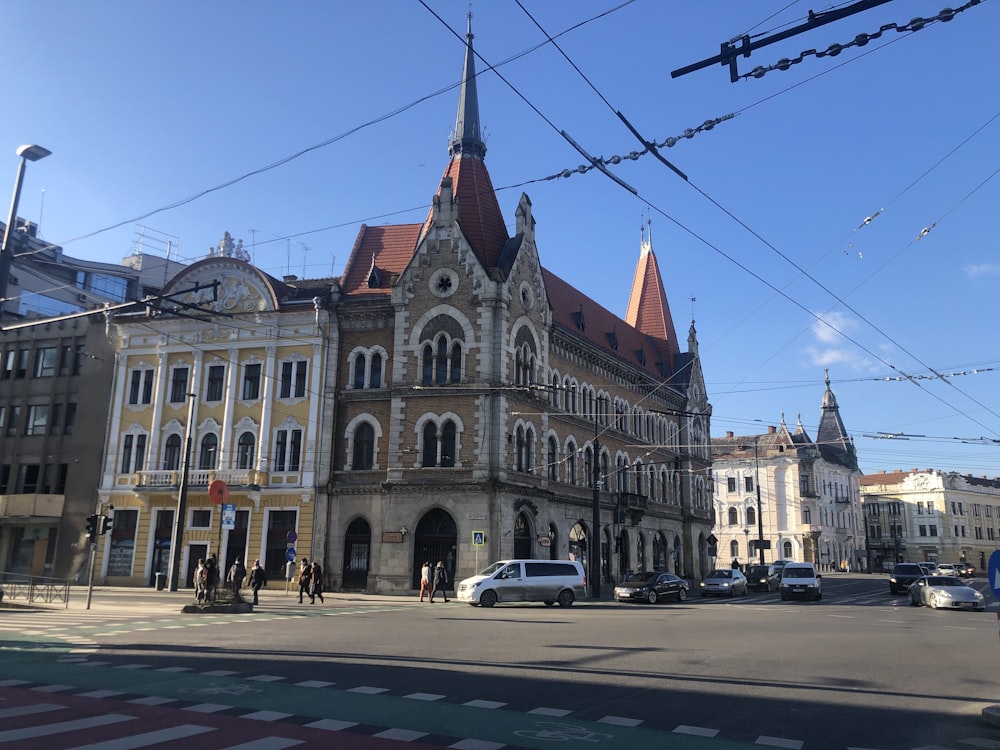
[569,522,588,570]
[342,517,371,591]
[412,508,458,589]
[513,511,532,559]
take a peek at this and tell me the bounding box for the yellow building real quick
[95,255,336,588]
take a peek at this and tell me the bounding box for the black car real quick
[954,561,975,578]
[746,564,780,592]
[889,563,924,594]
[614,571,689,604]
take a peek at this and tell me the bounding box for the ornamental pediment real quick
[163,258,278,315]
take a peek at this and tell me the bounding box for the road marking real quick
[374,728,429,741]
[304,718,358,731]
[529,707,572,717]
[450,739,506,750]
[465,699,506,709]
[69,723,215,749]
[294,680,334,688]
[184,703,231,713]
[127,696,176,706]
[600,715,642,727]
[219,739,304,750]
[674,725,719,737]
[0,702,64,719]
[828,614,853,618]
[241,710,294,721]
[0,713,135,741]
[347,686,389,694]
[756,736,803,749]
[246,675,285,682]
[405,692,445,701]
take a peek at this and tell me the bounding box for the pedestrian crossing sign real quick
[472,530,485,546]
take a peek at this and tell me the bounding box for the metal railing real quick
[0,572,71,608]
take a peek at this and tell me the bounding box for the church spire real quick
[449,12,486,160]
[625,217,680,354]
[815,370,858,470]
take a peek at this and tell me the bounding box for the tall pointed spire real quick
[450,12,486,160]
[625,218,680,354]
[816,370,858,470]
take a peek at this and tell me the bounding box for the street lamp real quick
[167,391,197,592]
[743,527,750,563]
[0,144,51,318]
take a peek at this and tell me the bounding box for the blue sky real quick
[5,1,998,477]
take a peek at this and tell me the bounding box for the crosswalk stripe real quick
[220,738,304,750]
[0,702,64,719]
[0,713,135,741]
[67,723,215,749]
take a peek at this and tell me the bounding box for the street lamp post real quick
[743,527,750,564]
[590,400,602,599]
[0,144,51,318]
[167,391,197,592]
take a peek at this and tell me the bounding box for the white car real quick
[908,575,985,611]
[934,563,959,577]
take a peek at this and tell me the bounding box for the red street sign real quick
[208,479,230,505]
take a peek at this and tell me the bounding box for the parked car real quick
[779,562,822,601]
[746,564,780,592]
[934,563,959,578]
[889,563,925,595]
[699,568,748,597]
[953,561,974,578]
[614,571,689,604]
[908,575,985,611]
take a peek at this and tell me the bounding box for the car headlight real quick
[699,581,706,587]
[890,577,898,583]
[721,582,730,588]
[975,592,984,600]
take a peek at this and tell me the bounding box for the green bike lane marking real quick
[1,646,755,750]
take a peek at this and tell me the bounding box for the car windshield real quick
[895,565,921,575]
[748,566,769,577]
[926,576,963,587]
[625,572,657,584]
[783,567,813,579]
[708,570,731,579]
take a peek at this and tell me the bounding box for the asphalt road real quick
[2,573,999,750]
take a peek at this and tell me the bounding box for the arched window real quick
[422,422,438,467]
[566,440,577,485]
[237,432,255,470]
[163,434,182,471]
[436,337,448,384]
[450,342,462,383]
[369,352,382,388]
[600,452,610,491]
[550,373,559,407]
[422,345,433,385]
[747,505,757,526]
[547,436,558,480]
[353,353,366,389]
[441,420,456,467]
[783,540,793,559]
[584,446,593,487]
[353,423,375,470]
[730,539,739,559]
[728,507,739,526]
[198,433,217,470]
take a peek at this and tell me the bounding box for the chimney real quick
[726,431,734,439]
[768,425,776,434]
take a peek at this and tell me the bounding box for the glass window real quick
[280,360,307,399]
[198,433,218,470]
[34,347,57,378]
[191,509,212,529]
[369,353,382,388]
[242,363,261,400]
[121,434,134,473]
[25,404,48,436]
[422,422,437,467]
[745,476,754,492]
[727,477,736,493]
[64,403,76,434]
[353,354,366,389]
[163,434,182,470]
[206,365,225,401]
[441,420,456,468]
[135,434,147,471]
[237,432,255,470]
[1,350,13,379]
[170,367,189,403]
[353,423,375,470]
[6,405,20,437]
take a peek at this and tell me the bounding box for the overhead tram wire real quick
[507,2,1000,439]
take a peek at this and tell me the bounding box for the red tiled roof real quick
[340,223,422,297]
[624,246,680,355]
[543,267,677,379]
[438,155,508,269]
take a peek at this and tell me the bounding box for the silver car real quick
[908,575,985,611]
[699,568,748,597]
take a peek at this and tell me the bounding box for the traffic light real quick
[85,514,98,543]
[100,515,113,535]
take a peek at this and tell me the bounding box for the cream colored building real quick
[711,376,864,571]
[860,468,1000,574]
[95,256,336,587]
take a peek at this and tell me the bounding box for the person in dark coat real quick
[248,560,267,605]
[204,554,219,602]
[227,558,246,598]
[309,561,325,604]
[429,560,449,602]
[298,558,311,604]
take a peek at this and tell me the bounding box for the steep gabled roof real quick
[625,228,680,355]
[543,267,677,380]
[815,370,858,470]
[339,223,422,298]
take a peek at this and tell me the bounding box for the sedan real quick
[614,571,689,604]
[908,575,985,611]
[699,569,748,597]
[954,561,975,578]
[934,563,959,577]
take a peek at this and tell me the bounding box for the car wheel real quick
[975,606,985,612]
[646,591,658,605]
[557,590,575,607]
[929,593,940,609]
[909,595,920,606]
[730,586,736,597]
[479,590,497,608]
[677,588,687,602]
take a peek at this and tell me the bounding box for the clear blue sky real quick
[5,1,998,477]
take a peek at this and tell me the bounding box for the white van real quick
[456,559,587,607]
[779,561,822,601]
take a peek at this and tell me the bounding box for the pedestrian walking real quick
[419,561,432,602]
[298,558,311,603]
[227,558,246,598]
[309,561,325,604]
[204,554,219,603]
[248,560,267,605]
[429,560,449,602]
[194,559,207,603]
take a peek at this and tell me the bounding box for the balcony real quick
[613,492,648,510]
[133,469,259,489]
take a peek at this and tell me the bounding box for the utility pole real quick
[168,390,197,592]
[590,402,602,599]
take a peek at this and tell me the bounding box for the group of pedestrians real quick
[297,558,325,604]
[418,560,450,602]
